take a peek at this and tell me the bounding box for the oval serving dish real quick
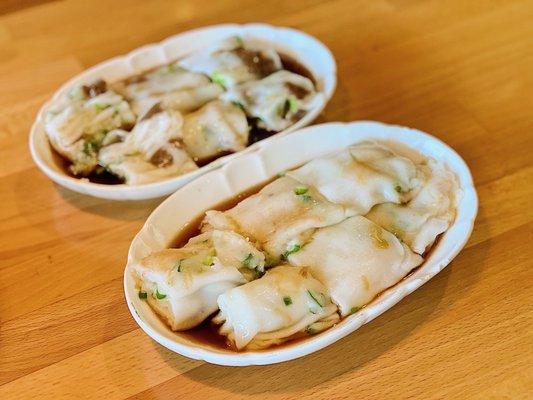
[124,121,478,366]
[29,23,336,200]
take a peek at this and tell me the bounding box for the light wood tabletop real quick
[1,0,532,398]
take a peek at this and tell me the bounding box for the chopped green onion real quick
[242,253,255,269]
[231,100,245,111]
[294,186,308,195]
[235,35,244,47]
[82,141,96,156]
[282,243,301,259]
[305,325,317,335]
[395,185,403,193]
[283,296,292,306]
[202,255,214,266]
[210,71,227,89]
[138,291,147,300]
[167,64,180,73]
[93,103,107,111]
[350,306,361,314]
[287,97,297,113]
[276,171,286,178]
[155,288,166,300]
[307,289,325,308]
[280,97,297,118]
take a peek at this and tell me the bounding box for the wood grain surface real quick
[1,0,532,398]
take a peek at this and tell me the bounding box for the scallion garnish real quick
[305,325,317,335]
[282,243,301,259]
[93,103,107,111]
[155,288,166,300]
[138,291,147,300]
[283,296,292,306]
[202,255,214,266]
[307,289,325,308]
[210,71,227,89]
[242,253,255,269]
[287,97,297,113]
[235,35,244,47]
[350,306,361,314]
[231,100,245,111]
[294,186,308,195]
[394,185,403,193]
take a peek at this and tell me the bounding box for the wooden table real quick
[1,0,532,398]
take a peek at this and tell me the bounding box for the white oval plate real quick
[29,23,336,200]
[124,121,478,366]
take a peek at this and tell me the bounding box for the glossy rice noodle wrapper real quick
[214,265,339,350]
[181,100,249,162]
[288,216,424,316]
[201,176,350,260]
[366,159,459,254]
[222,70,319,132]
[98,109,198,185]
[44,88,136,176]
[178,36,283,89]
[287,141,425,215]
[115,66,223,117]
[131,229,265,331]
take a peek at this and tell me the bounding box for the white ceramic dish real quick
[29,23,336,200]
[123,121,478,366]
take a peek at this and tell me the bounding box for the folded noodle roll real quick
[215,265,339,350]
[181,100,249,162]
[44,81,136,176]
[201,176,349,260]
[178,36,282,89]
[98,108,198,185]
[131,230,264,331]
[221,70,318,132]
[366,159,459,254]
[287,142,425,215]
[115,66,222,116]
[288,216,423,316]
